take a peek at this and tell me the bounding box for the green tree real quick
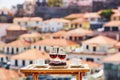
[47,0,63,7]
[100,9,114,21]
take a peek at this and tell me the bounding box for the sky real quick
[0,0,25,9]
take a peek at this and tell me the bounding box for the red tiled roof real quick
[84,12,101,18]
[103,21,120,27]
[71,18,89,24]
[82,35,118,45]
[52,31,67,37]
[11,49,50,60]
[0,68,19,80]
[115,42,120,48]
[32,39,78,46]
[103,53,120,62]
[67,28,93,36]
[6,24,27,31]
[65,13,84,19]
[20,32,41,38]
[6,40,30,47]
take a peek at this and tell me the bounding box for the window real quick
[15,60,18,66]
[119,48,120,52]
[1,58,3,62]
[74,37,77,41]
[25,22,27,25]
[44,46,47,51]
[75,24,77,28]
[22,60,25,66]
[57,48,59,53]
[39,46,41,50]
[86,45,89,50]
[24,47,26,50]
[113,17,116,20]
[34,46,36,49]
[104,27,110,31]
[86,58,94,62]
[36,21,39,24]
[29,60,33,64]
[7,47,9,53]
[69,36,72,40]
[93,47,96,51]
[18,22,20,25]
[97,58,100,61]
[112,27,118,31]
[79,37,82,40]
[90,18,96,21]
[11,48,14,54]
[16,48,19,52]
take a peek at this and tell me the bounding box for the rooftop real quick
[11,49,50,60]
[6,24,27,31]
[103,21,120,27]
[82,35,118,45]
[32,39,78,46]
[5,40,30,47]
[0,68,19,80]
[103,52,120,63]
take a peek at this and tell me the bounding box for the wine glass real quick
[58,48,66,62]
[49,46,58,61]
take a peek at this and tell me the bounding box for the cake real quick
[49,61,66,66]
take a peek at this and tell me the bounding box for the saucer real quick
[70,64,84,68]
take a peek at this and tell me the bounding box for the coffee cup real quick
[35,59,45,66]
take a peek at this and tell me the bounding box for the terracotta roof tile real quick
[0,54,6,58]
[6,24,27,31]
[104,21,120,27]
[20,32,41,38]
[84,12,101,18]
[82,35,118,45]
[65,13,84,19]
[103,53,120,62]
[52,31,67,37]
[0,68,19,80]
[32,39,78,46]
[11,49,50,60]
[67,28,93,36]
[6,40,30,47]
[71,18,89,24]
[14,17,43,22]
[44,18,70,23]
[112,13,120,17]
[114,42,120,48]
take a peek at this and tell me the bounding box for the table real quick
[20,64,90,80]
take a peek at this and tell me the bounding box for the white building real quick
[31,39,79,53]
[13,17,43,28]
[69,35,118,63]
[10,49,50,67]
[39,18,70,33]
[0,54,8,62]
[19,32,42,43]
[84,13,103,25]
[3,40,30,55]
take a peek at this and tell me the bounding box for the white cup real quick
[35,59,45,66]
[72,58,81,65]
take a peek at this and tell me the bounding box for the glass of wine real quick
[58,48,66,62]
[49,46,57,61]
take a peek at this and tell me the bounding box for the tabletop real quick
[20,64,90,80]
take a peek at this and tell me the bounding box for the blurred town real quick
[0,0,120,80]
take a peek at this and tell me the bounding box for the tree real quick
[100,9,114,21]
[47,0,63,7]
